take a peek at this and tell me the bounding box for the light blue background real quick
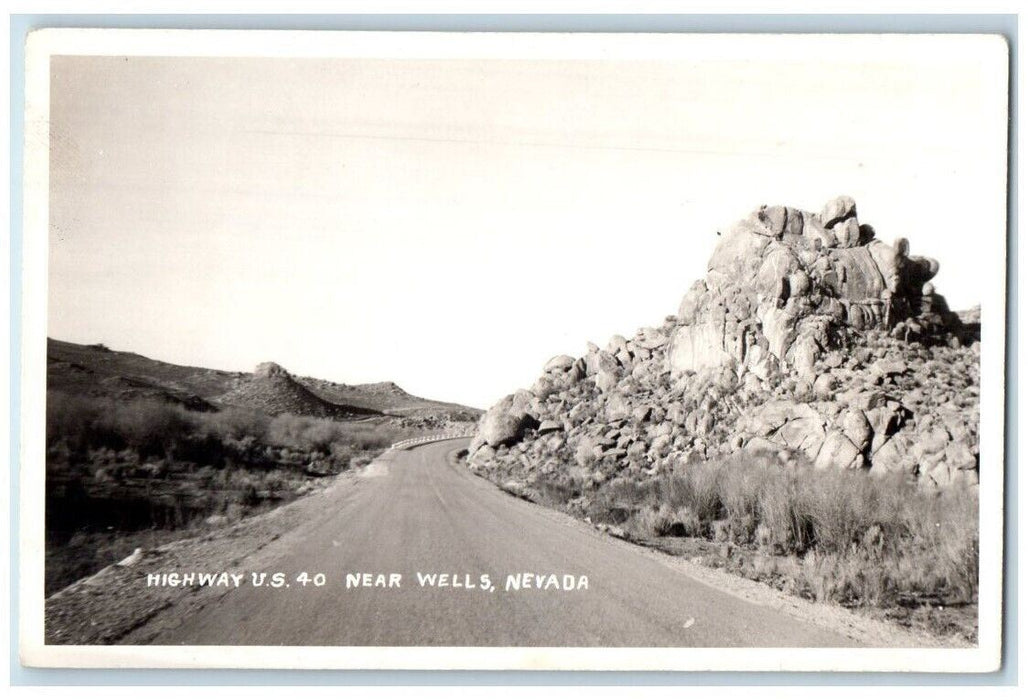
[8,12,1018,686]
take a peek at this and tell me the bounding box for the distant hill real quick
[46,339,481,420]
[213,361,379,419]
[295,376,480,421]
[47,339,234,411]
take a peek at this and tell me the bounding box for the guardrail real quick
[390,431,476,451]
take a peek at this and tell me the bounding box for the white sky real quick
[46,36,1008,409]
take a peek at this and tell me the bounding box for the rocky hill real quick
[294,377,481,423]
[214,362,380,419]
[47,339,230,411]
[47,339,481,420]
[467,197,980,489]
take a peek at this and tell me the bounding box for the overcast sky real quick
[47,37,1007,409]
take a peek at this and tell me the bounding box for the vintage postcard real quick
[18,28,1008,671]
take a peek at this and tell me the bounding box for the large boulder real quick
[829,247,888,300]
[708,223,771,277]
[820,195,857,229]
[745,401,826,460]
[667,321,735,374]
[254,361,290,378]
[814,430,864,470]
[544,355,576,373]
[479,395,538,448]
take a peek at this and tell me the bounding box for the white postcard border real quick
[18,28,1009,672]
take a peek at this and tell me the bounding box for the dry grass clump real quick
[584,452,978,609]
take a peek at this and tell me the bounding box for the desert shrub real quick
[576,449,978,607]
[204,407,270,442]
[533,474,582,507]
[607,476,657,505]
[329,441,354,465]
[667,505,703,537]
[801,550,860,604]
[257,468,289,493]
[47,392,403,476]
[47,391,195,459]
[266,414,401,456]
[717,460,762,520]
[302,420,343,454]
[628,504,702,539]
[752,465,807,550]
[110,400,194,458]
[167,431,228,467]
[268,413,339,453]
[47,392,123,455]
[339,421,403,451]
[584,476,652,525]
[630,505,671,538]
[890,486,979,603]
[679,462,726,523]
[46,392,87,449]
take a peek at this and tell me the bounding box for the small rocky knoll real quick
[216,362,380,419]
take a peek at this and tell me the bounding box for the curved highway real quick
[156,439,859,647]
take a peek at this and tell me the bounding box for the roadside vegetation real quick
[45,390,407,594]
[518,452,978,641]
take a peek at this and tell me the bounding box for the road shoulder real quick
[448,447,964,649]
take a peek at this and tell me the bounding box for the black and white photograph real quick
[17,28,1009,671]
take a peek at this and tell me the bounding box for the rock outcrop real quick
[467,198,980,489]
[254,361,290,379]
[219,362,381,419]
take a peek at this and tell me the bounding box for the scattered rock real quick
[537,420,563,434]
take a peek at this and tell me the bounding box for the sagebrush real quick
[538,453,978,609]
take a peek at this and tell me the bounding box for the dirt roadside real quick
[44,462,380,645]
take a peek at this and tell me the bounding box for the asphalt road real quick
[157,439,858,647]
